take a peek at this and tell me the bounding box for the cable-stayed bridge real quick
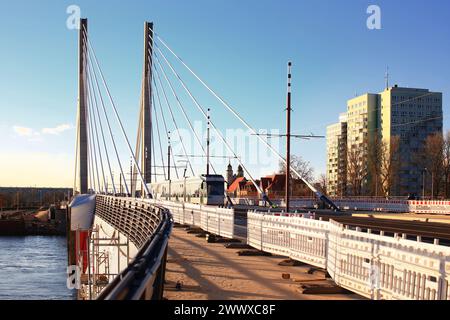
[68,19,450,301]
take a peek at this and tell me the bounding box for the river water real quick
[0,236,76,300]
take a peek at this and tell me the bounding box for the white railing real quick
[247,211,450,300]
[153,200,235,239]
[237,197,450,214]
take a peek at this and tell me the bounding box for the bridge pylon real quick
[76,18,88,194]
[132,22,154,196]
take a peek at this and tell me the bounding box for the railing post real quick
[151,245,168,300]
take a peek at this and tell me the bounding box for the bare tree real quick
[379,136,400,197]
[425,133,444,198]
[414,133,444,198]
[368,135,383,196]
[278,155,314,182]
[315,174,327,194]
[443,131,450,198]
[347,144,366,196]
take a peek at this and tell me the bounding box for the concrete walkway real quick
[164,227,362,300]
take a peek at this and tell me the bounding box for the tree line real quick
[346,132,450,199]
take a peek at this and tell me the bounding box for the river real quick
[0,236,76,300]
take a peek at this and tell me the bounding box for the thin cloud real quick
[42,123,74,135]
[13,126,34,137]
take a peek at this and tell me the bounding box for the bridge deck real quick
[164,228,362,300]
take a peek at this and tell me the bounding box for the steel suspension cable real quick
[86,67,108,194]
[152,77,179,179]
[83,47,97,193]
[85,31,150,197]
[73,94,80,194]
[153,47,263,194]
[86,54,116,195]
[151,94,167,180]
[150,50,217,175]
[153,33,320,194]
[85,35,129,196]
[84,31,118,194]
[152,62,195,176]
[151,123,158,183]
[86,71,102,193]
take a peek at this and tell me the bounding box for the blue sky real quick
[0,0,449,187]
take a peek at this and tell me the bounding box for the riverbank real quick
[0,209,66,236]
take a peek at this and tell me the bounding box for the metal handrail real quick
[94,196,173,300]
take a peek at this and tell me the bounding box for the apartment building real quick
[326,113,348,197]
[326,85,442,197]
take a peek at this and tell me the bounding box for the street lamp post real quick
[423,168,428,199]
[431,171,434,200]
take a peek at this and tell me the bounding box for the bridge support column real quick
[133,22,154,196]
[142,22,154,185]
[78,18,88,194]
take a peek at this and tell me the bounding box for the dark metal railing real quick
[94,196,173,300]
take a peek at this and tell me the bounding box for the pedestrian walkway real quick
[164,227,362,300]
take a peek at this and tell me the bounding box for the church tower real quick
[226,162,234,185]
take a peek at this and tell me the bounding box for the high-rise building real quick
[326,85,443,197]
[326,113,347,197]
[346,93,379,195]
[379,86,443,195]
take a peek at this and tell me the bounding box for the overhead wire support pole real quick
[285,62,292,213]
[167,133,171,182]
[207,108,211,176]
[85,33,151,197]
